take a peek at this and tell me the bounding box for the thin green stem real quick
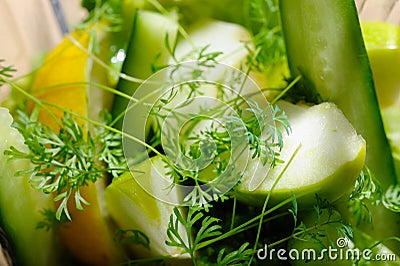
[270,74,302,105]
[195,191,308,251]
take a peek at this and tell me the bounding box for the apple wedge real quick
[104,156,190,260]
[235,101,366,206]
[0,108,58,265]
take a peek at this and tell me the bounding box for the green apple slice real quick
[235,101,366,206]
[171,19,288,99]
[0,107,58,265]
[104,156,189,259]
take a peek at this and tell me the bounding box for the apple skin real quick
[236,149,366,207]
[104,157,191,260]
[235,101,366,207]
[0,108,59,266]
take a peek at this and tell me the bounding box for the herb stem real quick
[42,101,166,160]
[249,143,302,264]
[195,191,308,251]
[1,77,61,127]
[270,74,302,105]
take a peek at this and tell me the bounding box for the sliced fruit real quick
[0,107,57,266]
[28,24,123,265]
[172,19,250,66]
[172,19,288,99]
[236,101,366,206]
[361,21,400,49]
[361,21,400,109]
[104,157,189,259]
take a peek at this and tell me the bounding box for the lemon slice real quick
[28,25,123,265]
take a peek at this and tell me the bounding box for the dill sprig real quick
[114,228,151,252]
[181,101,290,206]
[217,242,253,265]
[166,206,222,265]
[4,108,126,220]
[80,0,123,32]
[0,60,16,80]
[244,0,286,71]
[291,195,353,249]
[349,167,383,225]
[382,184,400,213]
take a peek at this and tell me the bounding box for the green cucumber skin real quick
[111,10,178,130]
[279,0,397,187]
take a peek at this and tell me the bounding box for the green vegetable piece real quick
[111,9,179,130]
[279,0,397,187]
[0,108,58,266]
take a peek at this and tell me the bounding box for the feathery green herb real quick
[349,167,383,225]
[0,60,16,81]
[4,108,126,220]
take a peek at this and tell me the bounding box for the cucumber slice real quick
[111,10,179,131]
[279,0,397,188]
[235,101,366,206]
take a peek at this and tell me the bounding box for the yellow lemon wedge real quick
[28,25,123,265]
